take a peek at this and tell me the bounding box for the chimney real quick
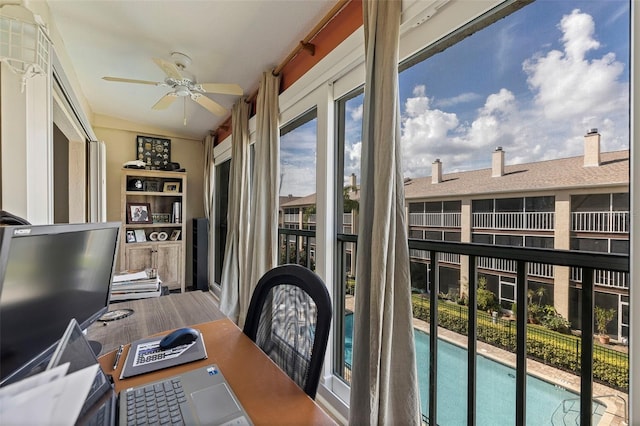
[349,173,357,196]
[432,159,442,184]
[492,147,505,177]
[584,128,601,167]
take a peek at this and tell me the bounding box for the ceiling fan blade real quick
[152,93,179,110]
[102,76,162,86]
[191,94,227,116]
[153,57,184,80]
[198,83,243,96]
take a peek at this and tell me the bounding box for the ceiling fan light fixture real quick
[174,85,190,97]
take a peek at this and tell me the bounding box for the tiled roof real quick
[404,150,629,200]
[281,193,316,207]
[279,195,302,206]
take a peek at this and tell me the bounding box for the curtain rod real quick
[215,0,350,135]
[247,0,349,104]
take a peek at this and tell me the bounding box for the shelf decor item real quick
[172,202,182,224]
[127,203,153,224]
[163,181,181,192]
[136,135,171,170]
[151,213,171,224]
[143,179,161,192]
[126,230,136,243]
[134,229,147,243]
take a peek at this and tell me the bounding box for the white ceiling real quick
[47,0,337,140]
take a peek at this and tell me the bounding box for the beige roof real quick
[281,193,316,208]
[404,150,629,200]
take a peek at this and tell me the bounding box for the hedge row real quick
[411,295,628,391]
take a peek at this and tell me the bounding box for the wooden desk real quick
[87,291,225,356]
[99,318,336,425]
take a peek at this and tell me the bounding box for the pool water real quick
[344,313,604,424]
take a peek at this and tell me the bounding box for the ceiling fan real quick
[102,52,243,119]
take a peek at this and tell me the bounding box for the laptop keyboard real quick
[124,377,187,425]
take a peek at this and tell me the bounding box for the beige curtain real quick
[219,99,251,322]
[349,0,421,424]
[203,133,216,287]
[239,71,281,328]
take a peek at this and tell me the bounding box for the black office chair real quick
[243,264,332,399]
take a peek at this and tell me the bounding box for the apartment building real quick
[405,130,629,341]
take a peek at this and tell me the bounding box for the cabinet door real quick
[124,244,154,271]
[156,243,182,290]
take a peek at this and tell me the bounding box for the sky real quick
[282,0,630,197]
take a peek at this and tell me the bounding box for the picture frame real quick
[136,135,171,170]
[127,203,153,224]
[163,181,181,193]
[169,230,181,241]
[126,230,136,243]
[134,229,147,243]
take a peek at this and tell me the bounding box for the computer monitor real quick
[0,222,121,386]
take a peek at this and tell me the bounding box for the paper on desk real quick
[0,364,99,425]
[0,362,69,404]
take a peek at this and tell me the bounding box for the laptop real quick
[48,319,252,426]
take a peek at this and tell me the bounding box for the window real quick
[335,87,363,386]
[279,109,318,269]
[214,159,230,285]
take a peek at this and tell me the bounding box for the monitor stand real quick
[88,340,102,357]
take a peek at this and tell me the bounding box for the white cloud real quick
[523,9,625,120]
[350,104,363,121]
[434,92,482,108]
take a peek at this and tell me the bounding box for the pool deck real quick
[345,295,628,425]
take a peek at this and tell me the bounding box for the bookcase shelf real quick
[120,169,187,292]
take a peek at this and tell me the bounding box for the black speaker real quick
[192,218,209,291]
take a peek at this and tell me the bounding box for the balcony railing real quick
[410,249,460,265]
[278,228,316,269]
[335,233,628,426]
[572,211,629,233]
[477,257,554,279]
[473,212,554,230]
[571,268,629,289]
[409,212,461,228]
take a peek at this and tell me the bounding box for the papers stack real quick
[110,269,162,301]
[0,363,99,426]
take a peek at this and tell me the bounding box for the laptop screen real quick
[47,319,113,417]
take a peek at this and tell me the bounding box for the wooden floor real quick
[86,291,225,356]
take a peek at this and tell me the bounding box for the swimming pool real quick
[344,313,604,424]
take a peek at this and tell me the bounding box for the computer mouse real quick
[159,327,199,350]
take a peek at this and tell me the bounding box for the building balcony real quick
[473,211,555,230]
[283,213,298,223]
[409,212,461,228]
[571,268,629,289]
[572,211,629,233]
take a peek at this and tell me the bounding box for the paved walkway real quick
[345,295,628,425]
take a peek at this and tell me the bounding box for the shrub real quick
[476,277,499,312]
